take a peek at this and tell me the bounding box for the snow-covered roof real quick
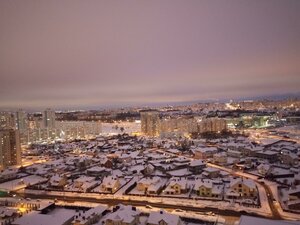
[147,210,181,225]
[105,204,140,224]
[190,159,206,167]
[13,208,76,225]
[238,215,300,225]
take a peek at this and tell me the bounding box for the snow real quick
[238,215,300,225]
[0,175,47,191]
[13,208,76,225]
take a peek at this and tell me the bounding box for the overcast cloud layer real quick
[0,0,300,110]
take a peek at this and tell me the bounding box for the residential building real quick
[137,177,165,195]
[140,110,160,137]
[105,205,140,225]
[43,108,56,129]
[188,159,206,174]
[163,178,188,195]
[72,205,107,225]
[0,129,21,170]
[147,210,182,225]
[226,178,257,199]
[193,179,223,199]
[0,112,15,129]
[100,176,121,193]
[16,109,27,130]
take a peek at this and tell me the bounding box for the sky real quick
[0,0,300,110]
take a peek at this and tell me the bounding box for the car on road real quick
[173,209,184,213]
[205,211,215,216]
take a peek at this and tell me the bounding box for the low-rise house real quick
[280,150,299,166]
[213,152,227,165]
[142,164,155,176]
[86,166,111,178]
[71,176,98,192]
[189,160,206,174]
[163,178,188,195]
[242,146,263,157]
[286,185,300,210]
[227,150,242,158]
[193,179,223,199]
[147,210,182,225]
[100,176,121,193]
[0,168,18,181]
[76,157,92,170]
[137,177,165,195]
[226,178,257,199]
[257,163,271,176]
[101,159,113,169]
[105,205,140,225]
[72,205,107,225]
[49,174,67,189]
[193,147,218,160]
[255,150,278,163]
[202,167,220,178]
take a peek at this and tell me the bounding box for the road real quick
[261,182,281,219]
[18,191,245,224]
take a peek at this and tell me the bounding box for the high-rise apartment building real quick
[43,108,56,129]
[0,112,15,129]
[16,109,27,130]
[160,116,198,137]
[0,129,21,170]
[197,117,227,133]
[140,110,160,137]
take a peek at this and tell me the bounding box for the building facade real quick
[140,110,160,137]
[43,108,56,129]
[16,109,27,130]
[0,129,21,170]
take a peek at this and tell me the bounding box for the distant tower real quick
[0,112,15,129]
[0,129,21,170]
[16,109,27,130]
[43,108,56,128]
[140,110,160,137]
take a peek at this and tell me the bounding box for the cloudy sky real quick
[0,0,299,110]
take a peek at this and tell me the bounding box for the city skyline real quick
[0,1,299,110]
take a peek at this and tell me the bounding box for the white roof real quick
[147,210,181,225]
[105,205,140,224]
[238,215,300,225]
[13,208,75,225]
[190,159,206,167]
